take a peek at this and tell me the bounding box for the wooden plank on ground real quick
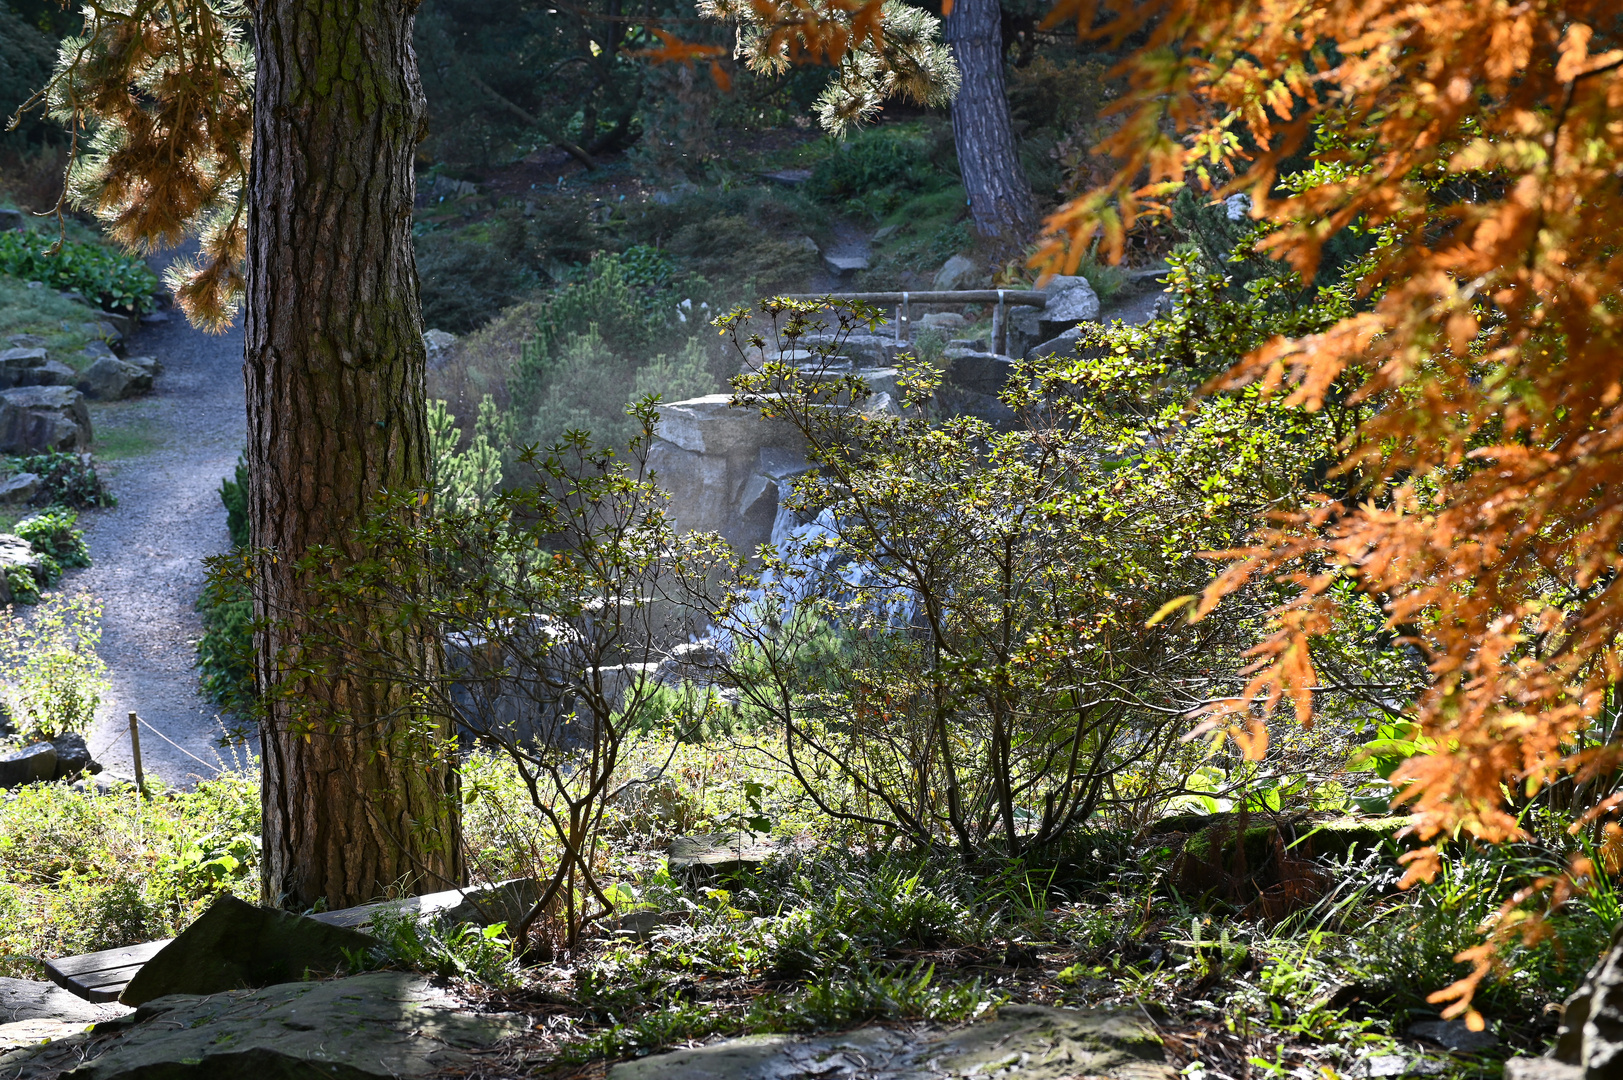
[43,940,169,1003]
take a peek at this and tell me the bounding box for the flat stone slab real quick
[0,972,526,1079]
[610,1005,1173,1079]
[0,979,125,1026]
[667,831,784,875]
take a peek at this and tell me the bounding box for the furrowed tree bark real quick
[247,0,464,909]
[943,0,1036,240]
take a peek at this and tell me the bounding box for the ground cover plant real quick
[0,229,158,314]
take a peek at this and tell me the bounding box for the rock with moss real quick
[0,972,525,1080]
[0,386,92,454]
[610,1004,1173,1080]
[118,894,380,1006]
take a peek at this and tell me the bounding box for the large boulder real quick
[934,254,980,291]
[0,743,57,789]
[649,396,808,558]
[78,356,153,400]
[1038,275,1101,340]
[610,1004,1173,1080]
[5,972,524,1080]
[48,732,97,780]
[0,473,39,504]
[118,894,379,1006]
[0,386,92,453]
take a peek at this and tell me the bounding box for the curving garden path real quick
[69,301,248,787]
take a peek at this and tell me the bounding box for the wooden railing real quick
[779,289,1051,356]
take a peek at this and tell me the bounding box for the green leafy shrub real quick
[8,452,114,508]
[0,231,159,314]
[0,771,260,975]
[0,591,109,738]
[16,508,91,570]
[218,456,248,547]
[195,569,253,714]
[369,906,520,988]
[197,464,254,712]
[807,123,956,216]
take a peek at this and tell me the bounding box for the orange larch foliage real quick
[1036,0,1623,1020]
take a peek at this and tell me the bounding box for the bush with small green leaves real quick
[0,591,109,738]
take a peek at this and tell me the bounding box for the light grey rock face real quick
[1553,919,1623,1073]
[119,894,379,1006]
[610,1004,1173,1080]
[0,349,78,389]
[667,831,784,877]
[1039,277,1101,340]
[29,360,77,387]
[78,357,153,401]
[0,743,57,789]
[423,329,457,368]
[934,254,980,291]
[0,348,48,388]
[0,385,92,453]
[0,533,44,605]
[1504,1059,1582,1080]
[0,472,39,504]
[5,972,525,1080]
[824,252,870,274]
[916,312,966,331]
[650,396,808,558]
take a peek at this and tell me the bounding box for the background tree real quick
[1038,0,1623,1018]
[21,0,463,909]
[941,0,1034,237]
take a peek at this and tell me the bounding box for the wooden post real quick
[128,712,147,797]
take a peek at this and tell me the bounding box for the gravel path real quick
[69,304,249,788]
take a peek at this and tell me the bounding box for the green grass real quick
[92,417,163,460]
[0,273,101,358]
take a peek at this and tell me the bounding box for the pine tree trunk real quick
[247,0,464,910]
[943,0,1036,239]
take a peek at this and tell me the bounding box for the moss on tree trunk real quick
[245,0,463,910]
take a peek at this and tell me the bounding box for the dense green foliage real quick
[0,592,107,738]
[8,452,115,508]
[195,461,252,713]
[0,230,159,313]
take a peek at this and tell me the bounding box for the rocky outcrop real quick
[934,254,980,290]
[610,1004,1173,1080]
[1,972,525,1080]
[0,348,79,390]
[648,394,810,558]
[0,472,39,503]
[1038,274,1101,341]
[119,894,379,1005]
[0,385,92,453]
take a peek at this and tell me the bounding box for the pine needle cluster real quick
[697,0,958,133]
[10,0,253,330]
